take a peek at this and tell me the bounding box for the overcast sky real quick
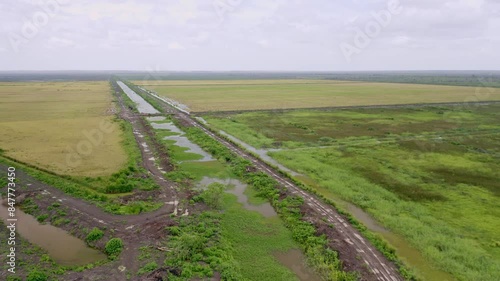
[1,0,499,71]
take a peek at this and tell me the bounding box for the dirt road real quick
[139,86,405,281]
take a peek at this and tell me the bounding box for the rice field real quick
[0,81,127,176]
[134,79,500,112]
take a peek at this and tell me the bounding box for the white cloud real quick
[0,0,499,70]
[257,39,270,47]
[167,42,184,50]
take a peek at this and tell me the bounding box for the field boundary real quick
[194,100,500,115]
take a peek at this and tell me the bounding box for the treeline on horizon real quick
[1,70,500,88]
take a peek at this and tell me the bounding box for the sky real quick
[1,0,499,71]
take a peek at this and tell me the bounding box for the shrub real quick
[201,183,225,209]
[36,214,49,223]
[105,238,124,258]
[105,183,133,194]
[26,269,48,281]
[138,261,158,275]
[86,227,104,242]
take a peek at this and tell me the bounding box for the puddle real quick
[149,92,191,114]
[198,177,277,218]
[117,81,160,114]
[146,116,166,122]
[218,130,298,176]
[195,117,208,124]
[295,176,456,281]
[274,249,322,281]
[151,121,214,162]
[0,199,106,266]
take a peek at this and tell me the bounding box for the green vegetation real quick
[165,212,242,280]
[26,269,48,281]
[205,104,500,280]
[199,183,225,209]
[1,156,162,215]
[105,238,124,259]
[86,227,104,243]
[125,80,360,279]
[138,261,158,275]
[135,79,500,112]
[172,126,356,280]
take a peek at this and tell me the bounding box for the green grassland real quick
[135,79,500,112]
[203,105,500,281]
[0,81,127,177]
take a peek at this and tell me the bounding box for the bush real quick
[86,227,104,242]
[201,183,225,209]
[26,269,48,281]
[36,214,49,223]
[105,183,133,194]
[138,261,158,275]
[105,238,124,258]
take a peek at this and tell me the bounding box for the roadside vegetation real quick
[204,104,500,281]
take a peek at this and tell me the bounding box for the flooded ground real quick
[217,130,299,176]
[0,199,106,266]
[146,116,166,122]
[117,81,160,114]
[149,120,214,162]
[197,177,277,218]
[295,176,456,281]
[274,249,322,281]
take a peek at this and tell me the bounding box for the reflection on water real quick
[150,121,214,162]
[197,177,277,217]
[117,81,159,114]
[274,249,322,281]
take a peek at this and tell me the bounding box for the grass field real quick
[203,104,500,281]
[135,79,500,112]
[0,81,127,176]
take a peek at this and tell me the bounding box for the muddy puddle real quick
[150,120,214,162]
[146,116,166,122]
[0,199,106,266]
[117,81,160,114]
[217,130,299,176]
[274,249,322,281]
[295,176,455,281]
[197,177,277,217]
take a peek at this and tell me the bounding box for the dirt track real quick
[1,82,187,280]
[140,86,405,281]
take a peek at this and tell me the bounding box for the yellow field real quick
[0,81,127,177]
[134,80,500,112]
